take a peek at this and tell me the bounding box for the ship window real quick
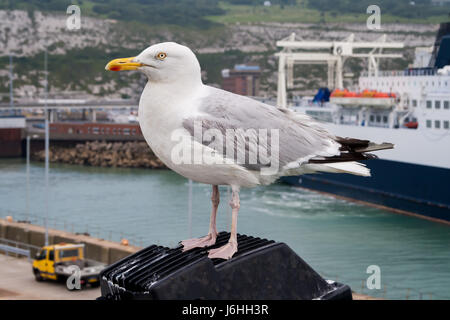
[412,100,417,107]
[426,120,432,128]
[435,101,441,109]
[426,100,432,109]
[434,120,440,129]
[444,101,449,109]
[444,121,449,129]
[68,128,73,134]
[376,115,381,122]
[383,116,388,123]
[93,127,99,134]
[370,115,374,122]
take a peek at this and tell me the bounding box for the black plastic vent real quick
[99,232,352,300]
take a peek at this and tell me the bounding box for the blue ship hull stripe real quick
[281,159,450,223]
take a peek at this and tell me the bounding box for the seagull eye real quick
[156,52,167,60]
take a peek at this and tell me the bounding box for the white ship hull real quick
[324,124,450,170]
[282,123,450,224]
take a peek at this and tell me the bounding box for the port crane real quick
[276,33,404,108]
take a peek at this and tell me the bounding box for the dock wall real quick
[0,218,139,264]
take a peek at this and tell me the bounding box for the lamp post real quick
[188,179,193,238]
[26,134,39,223]
[9,55,14,114]
[44,48,49,246]
[26,135,30,222]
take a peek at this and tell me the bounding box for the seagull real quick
[106,42,393,260]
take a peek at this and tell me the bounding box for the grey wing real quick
[182,86,340,172]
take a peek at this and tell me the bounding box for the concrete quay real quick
[0,218,140,264]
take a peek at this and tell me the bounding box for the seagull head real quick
[105,42,202,84]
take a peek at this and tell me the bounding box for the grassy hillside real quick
[1,0,449,26]
[0,47,143,97]
[207,0,450,24]
[0,47,275,98]
[0,0,224,28]
[0,0,439,99]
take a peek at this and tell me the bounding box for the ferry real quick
[281,23,450,224]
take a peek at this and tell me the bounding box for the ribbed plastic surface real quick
[99,232,352,300]
[102,232,274,292]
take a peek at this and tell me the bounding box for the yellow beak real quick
[105,57,142,71]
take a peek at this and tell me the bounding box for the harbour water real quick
[1,158,449,300]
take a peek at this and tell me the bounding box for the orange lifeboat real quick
[331,89,396,98]
[373,92,389,98]
[362,90,376,97]
[331,89,347,97]
[343,91,357,97]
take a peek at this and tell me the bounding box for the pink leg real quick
[208,186,239,260]
[181,185,219,251]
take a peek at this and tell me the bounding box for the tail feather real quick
[321,161,371,176]
[336,136,394,153]
[308,137,394,164]
[354,142,394,153]
[283,136,391,178]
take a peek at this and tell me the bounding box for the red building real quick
[0,117,26,157]
[221,64,261,96]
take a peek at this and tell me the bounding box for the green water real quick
[1,158,449,299]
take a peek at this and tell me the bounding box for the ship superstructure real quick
[278,23,450,224]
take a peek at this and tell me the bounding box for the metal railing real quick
[0,244,30,260]
[361,68,438,78]
[3,212,146,248]
[0,238,105,265]
[0,238,40,261]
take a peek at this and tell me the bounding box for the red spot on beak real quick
[110,66,121,71]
